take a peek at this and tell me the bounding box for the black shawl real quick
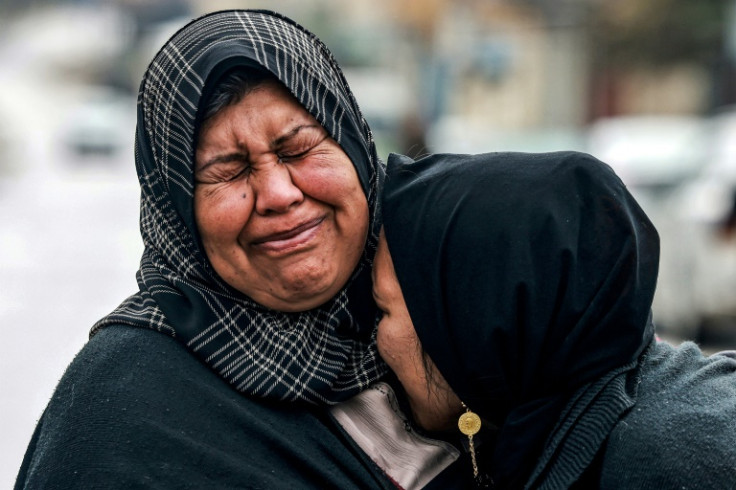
[91,10,386,404]
[16,326,396,489]
[382,151,659,487]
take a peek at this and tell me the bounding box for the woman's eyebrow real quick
[272,124,321,147]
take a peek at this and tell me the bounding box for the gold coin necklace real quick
[458,402,482,479]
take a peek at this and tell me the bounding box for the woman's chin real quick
[250,276,341,312]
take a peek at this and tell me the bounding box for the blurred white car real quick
[587,115,709,188]
[678,108,736,345]
[60,87,136,159]
[587,115,712,339]
[587,113,736,345]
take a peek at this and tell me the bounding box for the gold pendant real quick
[458,409,481,436]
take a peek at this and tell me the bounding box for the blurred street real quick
[0,165,141,485]
[0,6,142,482]
[2,0,736,487]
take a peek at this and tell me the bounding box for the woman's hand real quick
[373,230,463,432]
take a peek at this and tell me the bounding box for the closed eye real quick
[227,165,252,181]
[194,158,251,184]
[275,130,329,163]
[278,149,310,163]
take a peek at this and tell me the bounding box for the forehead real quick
[195,80,321,157]
[248,79,308,112]
[217,79,314,127]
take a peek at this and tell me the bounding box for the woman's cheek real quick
[291,156,359,201]
[195,183,255,235]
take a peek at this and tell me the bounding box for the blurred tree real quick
[587,0,736,115]
[592,0,731,66]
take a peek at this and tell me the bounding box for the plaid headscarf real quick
[91,10,387,404]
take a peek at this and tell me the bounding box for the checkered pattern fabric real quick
[91,10,386,404]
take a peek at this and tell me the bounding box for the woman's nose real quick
[253,164,304,215]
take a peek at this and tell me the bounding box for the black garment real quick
[91,9,386,404]
[15,325,395,490]
[382,151,659,488]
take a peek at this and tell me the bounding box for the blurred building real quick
[2,0,735,341]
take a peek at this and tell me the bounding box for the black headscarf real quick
[382,151,659,487]
[91,10,387,404]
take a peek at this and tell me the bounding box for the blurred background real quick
[2,0,736,485]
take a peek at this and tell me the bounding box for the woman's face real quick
[373,231,462,432]
[194,79,369,312]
